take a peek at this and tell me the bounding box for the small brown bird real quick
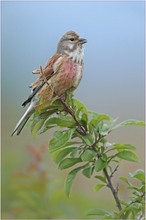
[12,30,87,135]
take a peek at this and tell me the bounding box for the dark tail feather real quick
[11,104,34,136]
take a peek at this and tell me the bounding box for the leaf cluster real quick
[31,93,145,219]
[118,170,145,219]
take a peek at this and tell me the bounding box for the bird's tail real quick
[11,104,34,136]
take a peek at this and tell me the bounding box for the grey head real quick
[57,31,87,63]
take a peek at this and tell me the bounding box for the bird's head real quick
[57,31,87,64]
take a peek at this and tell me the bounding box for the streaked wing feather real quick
[22,71,54,107]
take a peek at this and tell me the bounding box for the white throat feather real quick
[65,47,84,64]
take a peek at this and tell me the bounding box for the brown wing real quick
[32,53,60,75]
[22,53,61,107]
[22,72,56,107]
[31,53,61,87]
[43,53,61,72]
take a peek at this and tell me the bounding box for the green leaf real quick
[89,112,111,122]
[116,151,140,162]
[65,92,74,105]
[86,208,110,216]
[120,176,131,186]
[89,113,110,130]
[82,165,94,178]
[77,133,94,145]
[101,153,108,162]
[120,119,145,126]
[73,98,88,116]
[72,98,88,127]
[112,119,145,131]
[117,205,140,219]
[94,183,105,191]
[124,209,132,219]
[48,98,64,110]
[81,113,88,125]
[81,150,96,162]
[129,169,145,183]
[113,144,136,151]
[128,185,145,194]
[65,166,84,197]
[45,116,76,128]
[95,158,107,172]
[117,207,128,219]
[99,123,112,136]
[70,147,78,157]
[138,185,145,193]
[59,158,81,170]
[31,118,46,136]
[40,125,55,134]
[49,129,74,153]
[95,175,107,183]
[54,147,77,164]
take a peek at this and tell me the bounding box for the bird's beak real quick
[79,38,87,44]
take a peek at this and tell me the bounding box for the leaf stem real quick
[110,165,119,178]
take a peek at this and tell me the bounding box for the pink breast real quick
[64,59,78,77]
[53,58,82,96]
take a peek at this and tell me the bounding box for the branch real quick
[103,168,123,218]
[126,192,145,208]
[58,97,123,218]
[58,96,87,136]
[91,140,123,217]
[110,165,119,178]
[60,95,123,217]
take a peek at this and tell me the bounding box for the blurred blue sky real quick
[2,1,144,150]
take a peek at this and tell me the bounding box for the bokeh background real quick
[2,1,145,219]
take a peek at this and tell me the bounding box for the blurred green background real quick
[2,1,144,219]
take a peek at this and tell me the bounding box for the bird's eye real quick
[70,38,75,41]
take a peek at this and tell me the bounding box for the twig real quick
[40,65,49,86]
[116,183,119,194]
[110,165,119,178]
[126,192,145,208]
[139,214,144,220]
[92,134,103,152]
[103,168,123,218]
[91,140,123,218]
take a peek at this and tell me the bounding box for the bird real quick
[11,30,87,136]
